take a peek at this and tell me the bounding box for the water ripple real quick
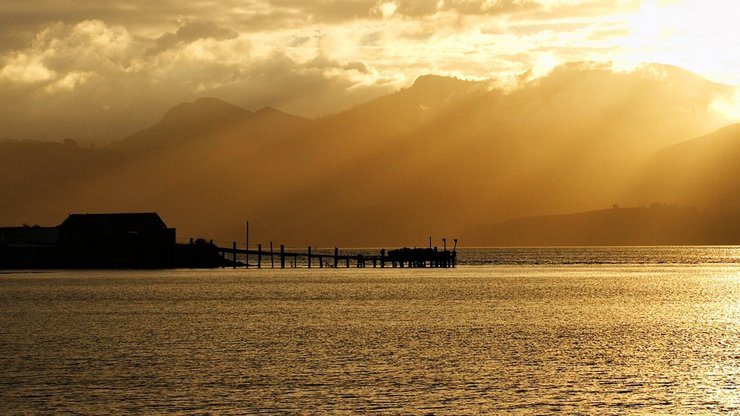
[1,263,739,414]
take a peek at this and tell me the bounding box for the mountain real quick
[110,98,311,152]
[632,123,740,209]
[1,63,738,246]
[289,63,731,230]
[463,205,740,246]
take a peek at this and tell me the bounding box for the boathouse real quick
[0,212,225,269]
[58,213,175,247]
[56,213,175,267]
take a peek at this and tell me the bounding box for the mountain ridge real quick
[109,97,311,152]
[461,204,740,246]
[2,63,740,246]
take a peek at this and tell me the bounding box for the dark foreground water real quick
[1,249,739,414]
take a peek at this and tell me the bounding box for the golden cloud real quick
[1,0,739,142]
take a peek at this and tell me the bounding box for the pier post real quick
[245,221,249,268]
[270,241,274,268]
[280,244,285,269]
[257,244,262,268]
[334,248,339,268]
[346,256,350,268]
[453,239,458,268]
[319,256,324,268]
[381,249,386,268]
[232,241,237,269]
[308,246,312,268]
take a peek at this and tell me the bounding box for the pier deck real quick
[215,245,457,269]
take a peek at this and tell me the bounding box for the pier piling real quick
[232,241,237,269]
[216,241,457,269]
[280,244,285,269]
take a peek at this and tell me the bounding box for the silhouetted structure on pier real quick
[387,247,456,268]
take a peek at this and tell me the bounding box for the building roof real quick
[58,213,168,230]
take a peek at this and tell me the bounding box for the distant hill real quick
[463,205,740,246]
[633,123,740,209]
[1,63,739,246]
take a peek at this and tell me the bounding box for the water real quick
[459,246,740,265]
[1,248,739,414]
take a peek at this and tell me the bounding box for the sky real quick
[2,0,740,142]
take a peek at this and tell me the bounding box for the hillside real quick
[1,63,738,246]
[632,123,740,209]
[463,205,740,246]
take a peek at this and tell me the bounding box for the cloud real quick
[1,0,739,142]
[0,19,137,87]
[147,20,239,56]
[0,52,55,83]
[44,71,91,92]
[0,19,397,142]
[709,87,740,122]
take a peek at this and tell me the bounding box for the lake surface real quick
[1,248,739,414]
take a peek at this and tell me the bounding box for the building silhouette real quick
[0,213,225,269]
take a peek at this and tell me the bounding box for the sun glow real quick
[619,0,740,85]
[709,88,740,122]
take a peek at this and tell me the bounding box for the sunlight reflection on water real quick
[1,258,739,414]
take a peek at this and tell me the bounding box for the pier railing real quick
[214,244,457,269]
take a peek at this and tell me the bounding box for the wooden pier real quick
[214,244,457,269]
